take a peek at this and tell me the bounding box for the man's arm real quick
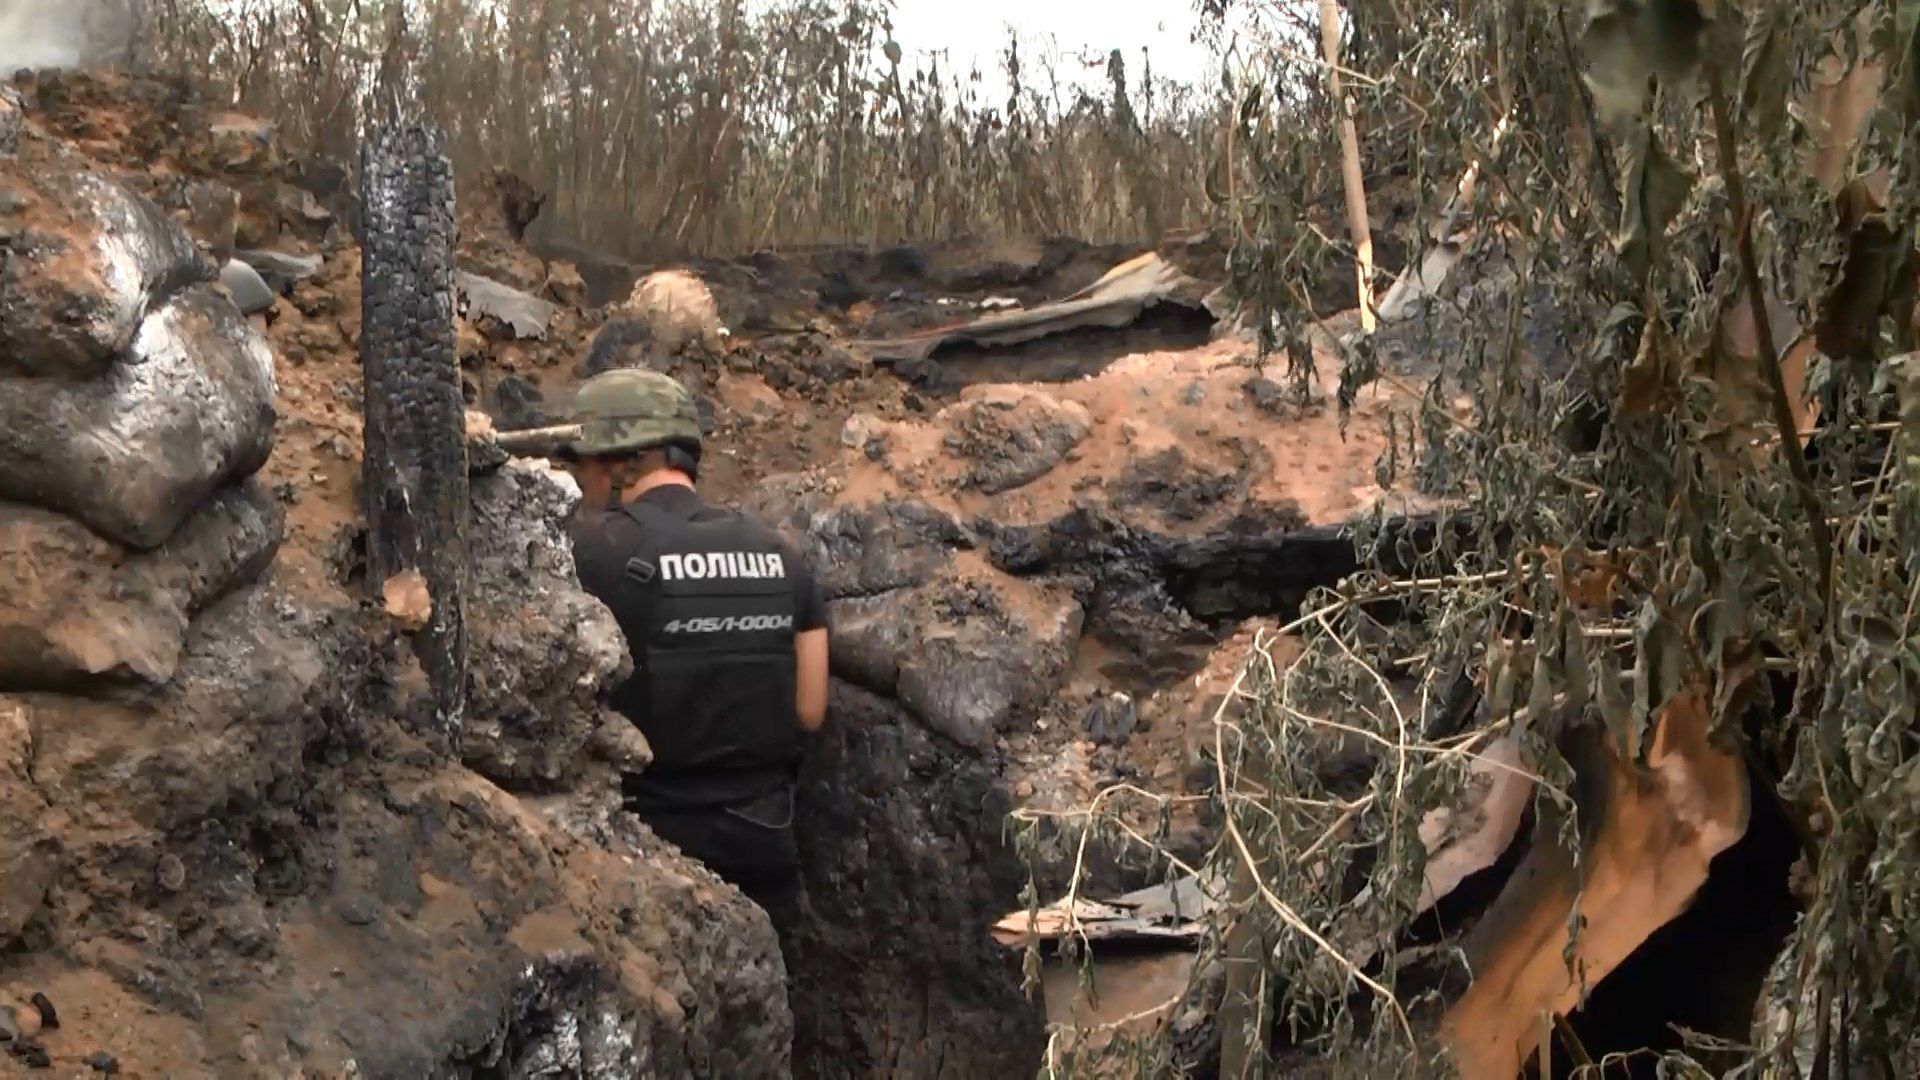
[794,629,828,733]
[787,543,830,733]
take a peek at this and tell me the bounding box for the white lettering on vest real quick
[663,614,796,634]
[658,550,790,582]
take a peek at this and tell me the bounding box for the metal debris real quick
[856,252,1217,364]
[991,871,1222,947]
[220,258,275,314]
[456,269,558,339]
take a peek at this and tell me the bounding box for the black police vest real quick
[609,497,801,812]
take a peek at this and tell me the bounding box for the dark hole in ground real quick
[1079,626,1222,701]
[1526,752,1801,1080]
[1160,511,1463,625]
[890,302,1217,395]
[1236,666,1799,1075]
[1528,680,1807,1078]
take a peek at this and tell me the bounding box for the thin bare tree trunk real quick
[1319,0,1375,331]
[1217,857,1270,1079]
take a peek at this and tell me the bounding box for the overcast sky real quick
[865,0,1243,98]
[888,1,1215,79]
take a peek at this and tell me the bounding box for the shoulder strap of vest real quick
[615,499,686,588]
[619,497,684,532]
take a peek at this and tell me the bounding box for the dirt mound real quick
[833,339,1442,532]
[738,340,1451,905]
[623,269,724,353]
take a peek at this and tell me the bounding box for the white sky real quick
[883,0,1224,93]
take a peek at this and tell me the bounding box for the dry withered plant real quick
[1019,1,1920,1076]
[142,0,1222,256]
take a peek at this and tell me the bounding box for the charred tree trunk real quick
[359,121,468,743]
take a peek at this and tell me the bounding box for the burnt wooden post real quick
[359,121,468,743]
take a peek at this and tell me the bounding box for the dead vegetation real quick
[141,0,1224,257]
[1012,1,1920,1078]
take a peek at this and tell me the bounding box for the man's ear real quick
[612,455,646,489]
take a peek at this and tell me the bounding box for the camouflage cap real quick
[565,367,702,458]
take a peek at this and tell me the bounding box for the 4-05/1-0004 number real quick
[663,615,794,634]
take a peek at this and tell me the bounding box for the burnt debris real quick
[358,121,469,743]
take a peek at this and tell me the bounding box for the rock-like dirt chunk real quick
[463,460,632,789]
[0,481,282,688]
[0,282,276,548]
[941,387,1092,494]
[0,151,214,380]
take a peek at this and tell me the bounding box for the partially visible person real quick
[560,368,829,940]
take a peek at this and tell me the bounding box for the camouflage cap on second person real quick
[565,368,702,458]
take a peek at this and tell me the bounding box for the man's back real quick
[570,484,828,811]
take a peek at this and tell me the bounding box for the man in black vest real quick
[560,368,829,935]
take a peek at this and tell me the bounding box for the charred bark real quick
[358,121,468,743]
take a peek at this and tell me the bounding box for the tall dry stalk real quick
[141,0,1226,258]
[1318,0,1375,331]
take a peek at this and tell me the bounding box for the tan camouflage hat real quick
[565,368,702,459]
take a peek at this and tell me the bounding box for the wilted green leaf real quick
[1237,79,1263,133]
[1580,0,1710,124]
[1738,1,1791,144]
[1528,619,1561,729]
[1580,3,1654,124]
[1710,644,1762,733]
[1205,150,1230,207]
[1635,598,1689,732]
[1618,124,1694,283]
[1621,312,1675,414]
[1889,0,1920,126]
[1563,614,1592,718]
[1594,646,1640,760]
[1487,637,1521,724]
[1693,596,1735,666]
